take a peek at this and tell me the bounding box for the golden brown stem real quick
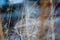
[38,0,49,40]
[0,18,5,40]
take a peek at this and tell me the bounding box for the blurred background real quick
[0,0,60,40]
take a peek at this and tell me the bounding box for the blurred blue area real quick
[0,0,5,6]
[8,0,24,5]
[55,8,60,15]
[0,0,23,6]
[7,34,20,40]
